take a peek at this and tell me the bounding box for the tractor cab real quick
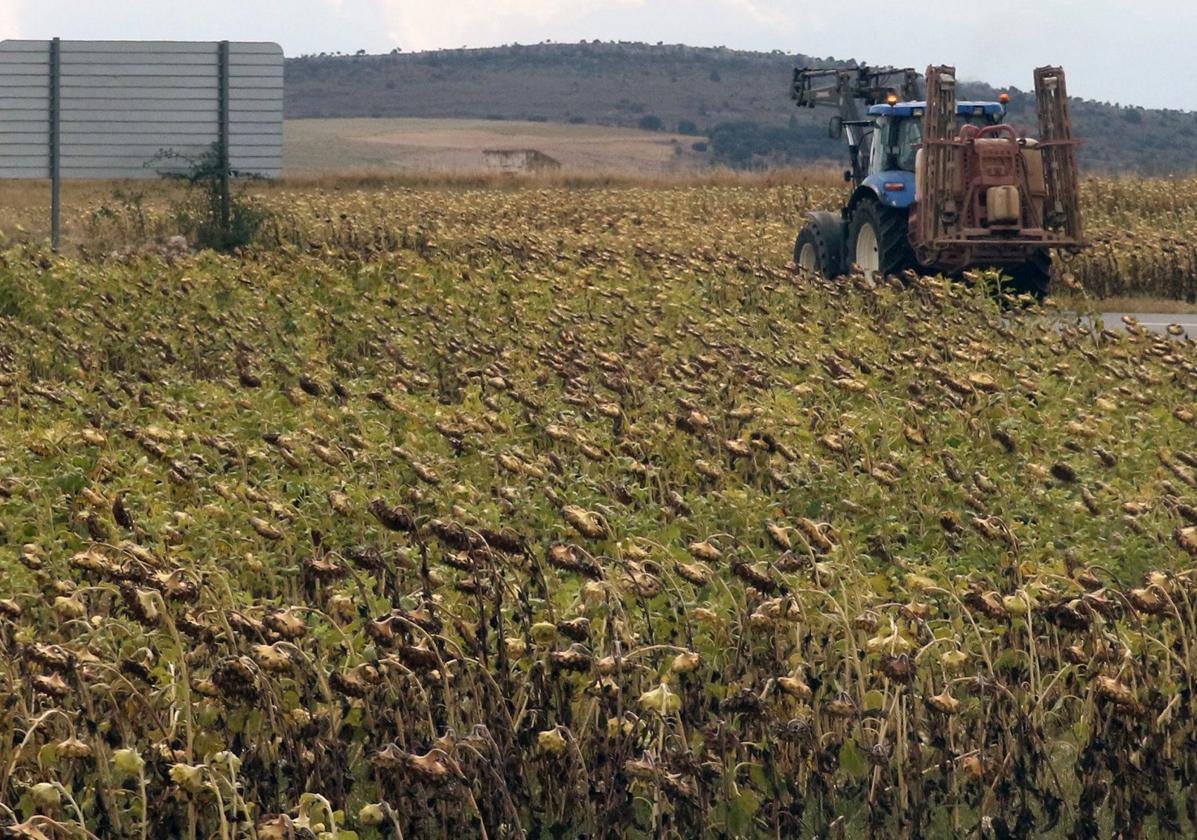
[859,101,1006,209]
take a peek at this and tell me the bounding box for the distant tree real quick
[639,114,664,131]
[1122,107,1143,124]
[709,69,722,82]
[677,120,699,136]
[709,120,838,168]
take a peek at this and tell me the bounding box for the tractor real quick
[791,64,1085,297]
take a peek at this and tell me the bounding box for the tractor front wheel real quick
[846,200,914,282]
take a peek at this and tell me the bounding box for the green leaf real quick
[54,471,85,494]
[38,742,60,768]
[839,738,868,780]
[747,763,768,791]
[994,648,1022,673]
[728,789,760,836]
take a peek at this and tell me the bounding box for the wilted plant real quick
[0,179,1196,838]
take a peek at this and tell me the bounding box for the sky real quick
[0,0,1190,110]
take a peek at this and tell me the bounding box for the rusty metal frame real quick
[1034,66,1084,241]
[912,64,1086,271]
[912,65,959,262]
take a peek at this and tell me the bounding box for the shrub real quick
[156,143,268,252]
[708,120,838,168]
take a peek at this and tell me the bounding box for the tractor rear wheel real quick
[1003,251,1052,302]
[847,200,914,282]
[793,212,844,278]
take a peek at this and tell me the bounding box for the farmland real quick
[283,118,707,175]
[2,177,1197,837]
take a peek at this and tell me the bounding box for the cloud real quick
[0,1,21,39]
[721,0,796,30]
[368,0,826,63]
[378,0,640,50]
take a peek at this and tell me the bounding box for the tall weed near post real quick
[154,143,269,252]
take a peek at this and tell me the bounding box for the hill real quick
[284,42,1197,174]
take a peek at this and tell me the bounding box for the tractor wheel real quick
[793,211,844,278]
[1003,251,1052,302]
[846,200,914,282]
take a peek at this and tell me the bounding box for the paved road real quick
[1096,313,1196,337]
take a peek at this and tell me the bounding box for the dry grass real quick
[0,180,181,249]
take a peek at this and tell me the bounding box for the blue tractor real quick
[792,64,1085,298]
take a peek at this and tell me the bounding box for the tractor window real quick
[860,128,877,173]
[957,113,1000,129]
[895,119,921,172]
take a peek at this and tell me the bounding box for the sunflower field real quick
[2,179,1197,838]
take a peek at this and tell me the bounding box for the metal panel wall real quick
[0,40,282,179]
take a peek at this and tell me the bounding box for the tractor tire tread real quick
[795,222,837,278]
[847,199,915,279]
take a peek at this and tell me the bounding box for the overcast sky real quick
[1,1,1190,110]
